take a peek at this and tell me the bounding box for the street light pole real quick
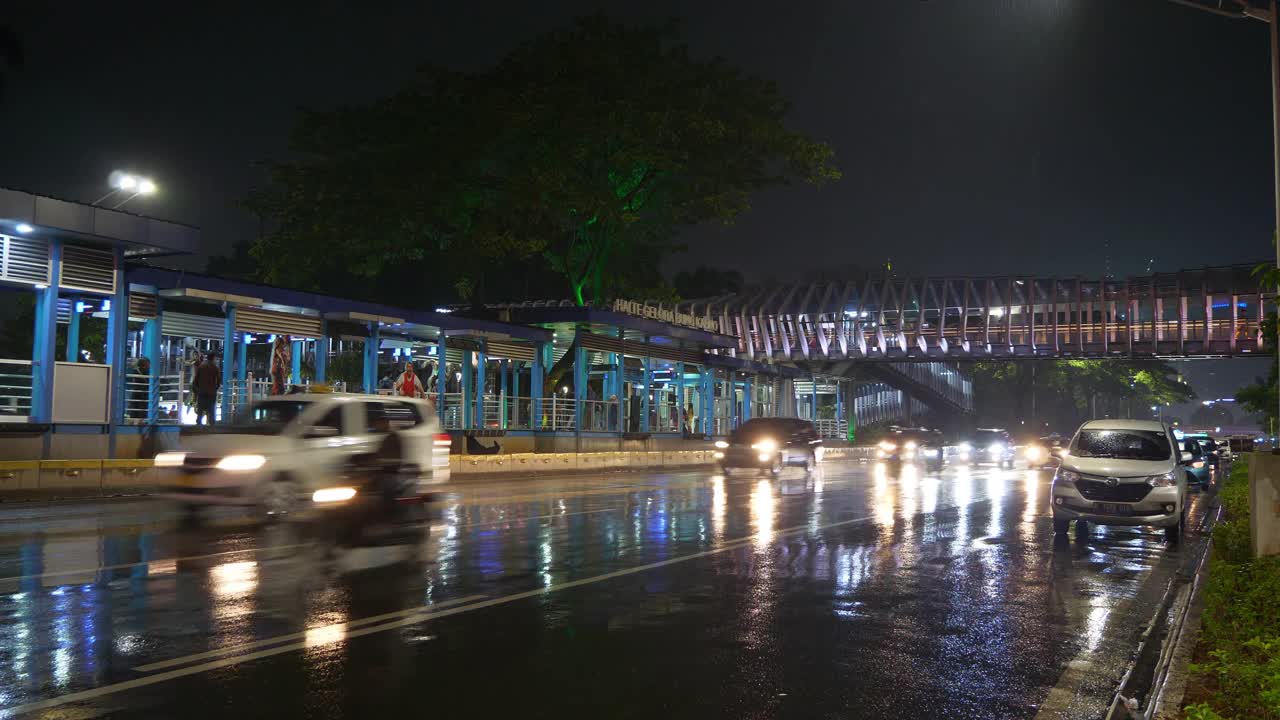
[1170,0,1280,447]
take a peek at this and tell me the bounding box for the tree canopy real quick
[970,359,1194,434]
[247,16,838,307]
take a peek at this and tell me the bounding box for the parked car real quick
[716,417,823,476]
[1179,437,1214,490]
[1182,433,1221,470]
[1215,439,1234,463]
[877,426,945,471]
[957,428,1016,469]
[1051,419,1190,541]
[156,394,451,518]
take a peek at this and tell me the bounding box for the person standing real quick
[393,362,423,398]
[192,353,221,426]
[130,357,151,421]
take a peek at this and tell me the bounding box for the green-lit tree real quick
[247,16,838,306]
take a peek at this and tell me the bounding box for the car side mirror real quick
[1180,451,1193,464]
[305,426,340,439]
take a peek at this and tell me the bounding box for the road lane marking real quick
[133,593,488,671]
[1,493,1004,716]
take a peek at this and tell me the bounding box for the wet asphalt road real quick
[0,460,1213,719]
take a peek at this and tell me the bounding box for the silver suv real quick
[1050,420,1190,542]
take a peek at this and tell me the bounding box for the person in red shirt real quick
[392,362,423,398]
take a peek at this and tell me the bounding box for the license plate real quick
[1094,502,1132,515]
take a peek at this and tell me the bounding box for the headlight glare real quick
[154,452,187,467]
[714,440,729,449]
[312,486,357,503]
[751,439,777,452]
[215,454,267,472]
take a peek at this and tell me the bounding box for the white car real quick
[156,394,451,517]
[1050,419,1191,542]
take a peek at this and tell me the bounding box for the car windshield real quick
[730,419,801,443]
[1073,429,1171,460]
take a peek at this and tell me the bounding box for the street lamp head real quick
[111,172,138,191]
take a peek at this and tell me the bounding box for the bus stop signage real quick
[611,300,720,333]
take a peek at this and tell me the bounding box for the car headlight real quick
[215,454,267,472]
[154,452,187,468]
[751,439,777,452]
[1025,446,1045,462]
[923,448,940,457]
[714,440,729,449]
[878,440,897,451]
[988,443,1004,455]
[312,486,357,503]
[1191,461,1205,469]
[957,442,972,452]
[904,441,918,450]
[1147,472,1177,487]
[1054,468,1079,486]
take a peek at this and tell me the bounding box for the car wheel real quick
[1053,517,1069,535]
[260,475,301,521]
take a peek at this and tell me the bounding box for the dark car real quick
[876,426,945,471]
[957,428,1016,469]
[716,418,822,476]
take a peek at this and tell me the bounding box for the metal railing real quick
[438,392,464,429]
[0,359,32,421]
[544,397,576,431]
[815,418,848,439]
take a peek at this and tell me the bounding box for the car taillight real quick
[434,433,452,448]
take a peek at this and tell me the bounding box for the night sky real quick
[0,0,1276,284]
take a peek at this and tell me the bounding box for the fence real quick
[0,359,32,421]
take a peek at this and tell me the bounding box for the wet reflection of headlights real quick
[713,451,724,459]
[714,440,729,449]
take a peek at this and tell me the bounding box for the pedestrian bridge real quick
[683,264,1272,362]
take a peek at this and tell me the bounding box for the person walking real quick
[192,353,221,426]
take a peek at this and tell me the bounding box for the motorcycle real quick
[305,454,434,570]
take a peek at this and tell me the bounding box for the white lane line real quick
[0,500,966,717]
[0,507,620,585]
[133,593,488,672]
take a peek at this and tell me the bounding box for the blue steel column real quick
[143,315,161,424]
[30,239,62,424]
[362,322,380,393]
[461,349,474,429]
[220,306,237,420]
[743,377,753,422]
[640,354,652,432]
[531,343,545,430]
[235,335,248,386]
[499,359,508,429]
[810,375,818,422]
[436,334,447,423]
[573,337,587,433]
[512,360,521,427]
[315,324,328,383]
[698,368,711,436]
[835,380,844,437]
[64,295,80,362]
[290,339,303,385]
[474,344,487,429]
[674,362,685,434]
[106,248,128,428]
